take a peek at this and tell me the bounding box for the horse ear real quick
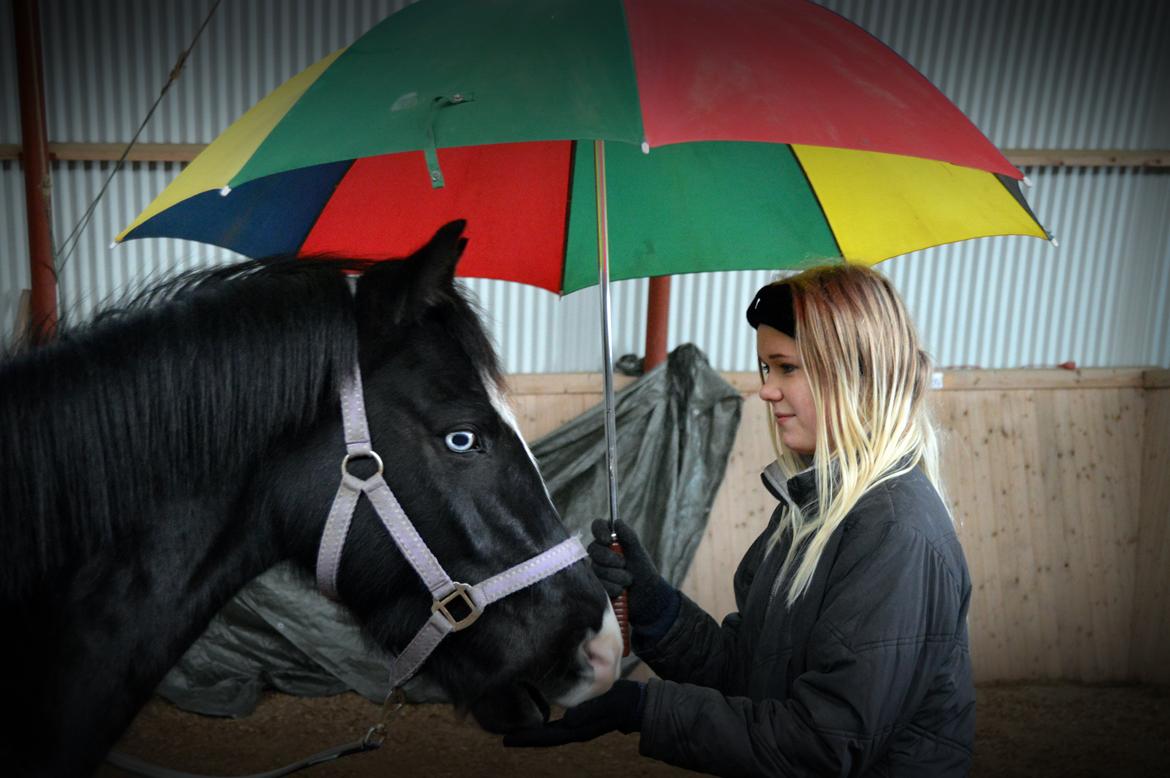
[409,219,468,291]
[355,220,469,331]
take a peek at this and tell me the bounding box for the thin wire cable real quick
[53,0,224,276]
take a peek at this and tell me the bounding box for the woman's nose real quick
[759,380,782,402]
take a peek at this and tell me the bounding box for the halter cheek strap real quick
[315,363,587,691]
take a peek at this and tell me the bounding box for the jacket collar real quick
[761,460,817,509]
[762,454,923,512]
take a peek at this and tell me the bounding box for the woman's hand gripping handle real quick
[588,520,677,656]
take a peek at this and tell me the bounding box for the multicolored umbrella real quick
[116,0,1048,294]
[118,0,1050,653]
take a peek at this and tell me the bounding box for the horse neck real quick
[0,263,363,774]
[3,492,286,775]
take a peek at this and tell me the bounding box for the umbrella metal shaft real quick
[593,139,620,537]
[595,139,631,657]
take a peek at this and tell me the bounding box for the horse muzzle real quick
[552,600,623,708]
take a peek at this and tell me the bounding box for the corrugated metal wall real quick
[2,5,27,340]
[2,0,1167,371]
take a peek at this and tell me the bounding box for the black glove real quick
[502,680,645,747]
[588,519,675,626]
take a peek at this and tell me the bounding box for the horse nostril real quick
[582,604,623,688]
[584,636,620,688]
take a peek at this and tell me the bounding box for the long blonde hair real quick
[764,264,946,606]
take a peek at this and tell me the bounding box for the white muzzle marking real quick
[555,602,623,707]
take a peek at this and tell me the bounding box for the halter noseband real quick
[315,363,587,691]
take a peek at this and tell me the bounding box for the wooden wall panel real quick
[932,387,1146,682]
[506,374,636,441]
[504,369,1167,684]
[1131,374,1170,683]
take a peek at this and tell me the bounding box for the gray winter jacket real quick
[635,463,975,777]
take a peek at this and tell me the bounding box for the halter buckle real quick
[432,582,482,631]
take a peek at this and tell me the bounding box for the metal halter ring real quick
[341,450,384,480]
[432,582,483,631]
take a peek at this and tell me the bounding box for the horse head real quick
[272,221,622,731]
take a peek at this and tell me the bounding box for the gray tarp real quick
[160,344,743,716]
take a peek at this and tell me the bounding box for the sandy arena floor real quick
[97,683,1170,777]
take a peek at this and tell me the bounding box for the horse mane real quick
[0,258,370,596]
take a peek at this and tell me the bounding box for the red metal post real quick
[643,275,671,371]
[13,0,57,343]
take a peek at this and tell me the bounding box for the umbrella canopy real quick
[117,0,1048,293]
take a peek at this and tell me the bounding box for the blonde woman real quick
[506,265,975,777]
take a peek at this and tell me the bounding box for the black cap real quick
[746,283,795,337]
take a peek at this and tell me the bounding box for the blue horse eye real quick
[445,431,477,452]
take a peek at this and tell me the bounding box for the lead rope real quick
[105,729,384,778]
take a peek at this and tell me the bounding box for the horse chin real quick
[467,682,550,734]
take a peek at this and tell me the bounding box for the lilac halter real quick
[315,363,587,691]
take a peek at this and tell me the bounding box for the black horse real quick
[0,221,621,776]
